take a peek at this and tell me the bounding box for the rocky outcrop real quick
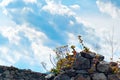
[0,51,119,80]
[46,52,120,80]
[0,65,46,80]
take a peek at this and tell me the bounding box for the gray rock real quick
[96,63,110,73]
[54,74,70,80]
[3,70,10,76]
[74,74,91,80]
[75,70,88,74]
[64,69,77,77]
[80,52,96,59]
[109,62,118,66]
[73,56,91,70]
[108,74,120,80]
[91,73,107,80]
[0,67,4,73]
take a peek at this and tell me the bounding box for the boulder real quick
[74,74,91,80]
[108,74,120,80]
[91,73,107,80]
[73,56,91,70]
[109,62,118,66]
[80,52,96,59]
[64,69,77,77]
[75,70,89,74]
[54,74,70,80]
[96,63,110,73]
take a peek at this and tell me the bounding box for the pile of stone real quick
[0,51,120,80]
[0,65,46,80]
[48,51,120,80]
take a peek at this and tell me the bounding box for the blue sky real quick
[0,0,120,73]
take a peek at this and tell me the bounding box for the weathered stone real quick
[0,66,4,73]
[117,74,120,79]
[0,66,47,80]
[3,70,10,75]
[64,69,77,77]
[73,56,91,70]
[74,74,91,80]
[91,73,107,80]
[108,74,120,80]
[54,74,70,80]
[96,63,110,73]
[87,65,96,74]
[109,62,118,66]
[80,52,96,59]
[45,73,55,79]
[97,54,104,61]
[75,70,88,74]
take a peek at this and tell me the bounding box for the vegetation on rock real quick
[41,35,120,80]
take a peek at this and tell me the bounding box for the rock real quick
[91,73,107,80]
[108,74,120,80]
[0,66,4,73]
[73,56,91,70]
[75,70,88,74]
[3,70,10,75]
[110,62,118,66]
[80,52,96,59]
[64,69,77,77]
[87,65,96,74]
[96,63,110,73]
[45,73,55,79]
[74,74,91,80]
[0,66,46,80]
[54,74,71,80]
[97,54,104,61]
[117,74,120,79]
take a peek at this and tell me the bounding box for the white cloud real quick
[0,0,14,16]
[67,32,78,45]
[23,0,37,4]
[0,46,21,65]
[69,20,74,26]
[42,0,90,27]
[96,0,120,18]
[22,7,34,13]
[75,16,91,26]
[0,26,21,45]
[67,32,82,52]
[0,23,54,72]
[70,4,80,10]
[42,0,75,16]
[0,0,14,7]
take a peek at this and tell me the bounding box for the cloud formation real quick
[96,0,120,18]
[0,23,54,72]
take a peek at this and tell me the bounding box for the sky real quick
[0,0,120,73]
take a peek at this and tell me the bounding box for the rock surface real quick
[0,65,46,80]
[0,51,120,80]
[47,52,120,80]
